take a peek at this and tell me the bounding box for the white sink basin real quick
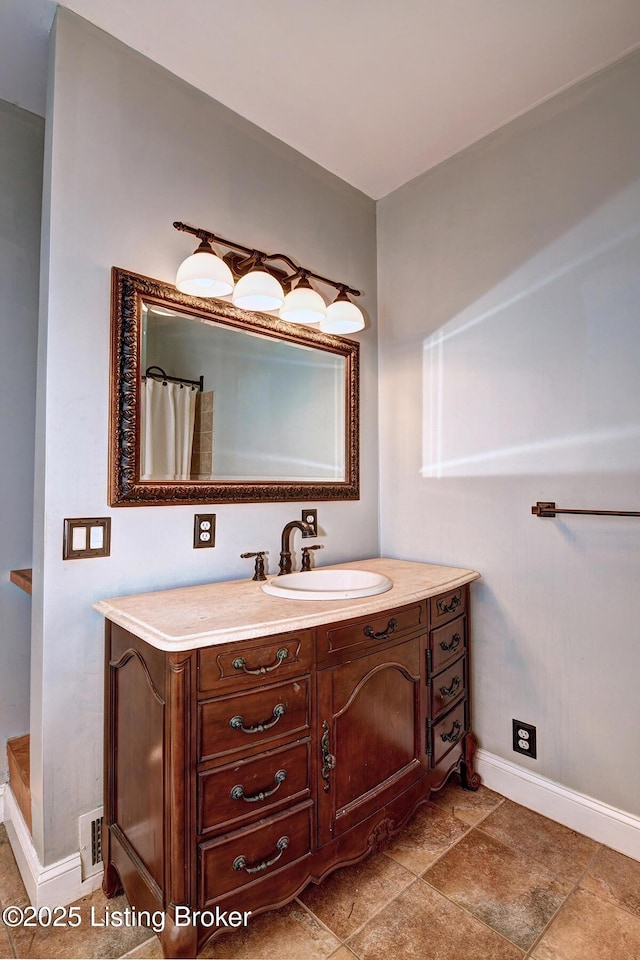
[262,568,393,601]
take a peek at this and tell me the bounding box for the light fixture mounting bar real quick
[173,220,361,298]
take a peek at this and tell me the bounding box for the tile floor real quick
[2,777,640,959]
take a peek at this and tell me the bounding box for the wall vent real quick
[79,807,104,879]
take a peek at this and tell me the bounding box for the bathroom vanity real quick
[95,558,480,958]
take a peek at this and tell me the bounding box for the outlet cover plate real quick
[301,508,318,536]
[194,514,216,548]
[512,719,537,759]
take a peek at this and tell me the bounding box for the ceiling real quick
[2,0,640,199]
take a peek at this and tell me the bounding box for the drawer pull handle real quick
[320,720,336,792]
[363,617,398,641]
[232,836,289,874]
[439,676,461,699]
[440,633,461,653]
[229,703,286,734]
[441,720,462,744]
[230,769,287,803]
[232,647,289,675]
[439,595,461,614]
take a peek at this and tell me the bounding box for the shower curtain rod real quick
[532,501,640,519]
[144,365,204,391]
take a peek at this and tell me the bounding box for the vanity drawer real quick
[198,740,311,835]
[429,587,466,628]
[318,601,426,661]
[429,615,466,675]
[198,630,314,696]
[430,656,466,721]
[429,699,467,767]
[198,800,312,903]
[198,677,310,763]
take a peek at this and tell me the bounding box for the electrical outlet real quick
[512,719,537,758]
[301,508,318,536]
[194,514,216,548]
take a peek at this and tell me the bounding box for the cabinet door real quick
[316,634,423,846]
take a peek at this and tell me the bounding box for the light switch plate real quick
[194,514,216,548]
[63,518,111,559]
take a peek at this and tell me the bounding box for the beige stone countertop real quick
[93,557,480,652]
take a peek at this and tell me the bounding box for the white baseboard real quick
[2,784,103,907]
[476,749,640,862]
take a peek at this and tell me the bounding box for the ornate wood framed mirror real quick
[109,268,359,505]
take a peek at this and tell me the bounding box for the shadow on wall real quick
[422,182,640,478]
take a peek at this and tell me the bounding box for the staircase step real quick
[7,734,31,833]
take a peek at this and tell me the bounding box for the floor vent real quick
[79,807,104,879]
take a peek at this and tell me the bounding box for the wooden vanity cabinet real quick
[102,585,479,959]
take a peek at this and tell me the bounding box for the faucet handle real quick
[301,544,324,572]
[240,551,268,581]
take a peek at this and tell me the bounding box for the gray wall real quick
[33,9,378,864]
[0,99,43,783]
[378,51,640,814]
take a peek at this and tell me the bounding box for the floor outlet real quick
[512,719,537,758]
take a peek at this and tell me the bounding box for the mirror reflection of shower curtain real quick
[141,378,197,480]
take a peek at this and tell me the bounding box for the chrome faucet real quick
[278,519,316,575]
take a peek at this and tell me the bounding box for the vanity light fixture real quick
[232,264,285,311]
[321,287,366,334]
[280,275,327,325]
[173,220,365,332]
[175,238,234,297]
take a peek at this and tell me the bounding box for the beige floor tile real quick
[8,888,153,959]
[429,775,504,827]
[530,887,640,960]
[198,901,340,960]
[0,921,14,960]
[580,845,640,919]
[424,827,571,950]
[384,801,471,874]
[298,850,414,938]
[347,879,523,960]
[478,800,599,882]
[327,947,358,960]
[120,934,163,958]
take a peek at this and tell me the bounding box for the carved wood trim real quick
[165,654,193,907]
[334,660,421,720]
[366,816,396,855]
[109,267,360,505]
[109,648,165,704]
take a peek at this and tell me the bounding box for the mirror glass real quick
[110,269,359,505]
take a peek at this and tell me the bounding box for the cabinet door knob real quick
[229,703,286,734]
[363,617,398,641]
[232,647,289,675]
[230,769,287,803]
[232,836,289,874]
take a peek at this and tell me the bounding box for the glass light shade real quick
[232,270,285,311]
[320,297,365,334]
[280,284,327,325]
[175,246,234,298]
